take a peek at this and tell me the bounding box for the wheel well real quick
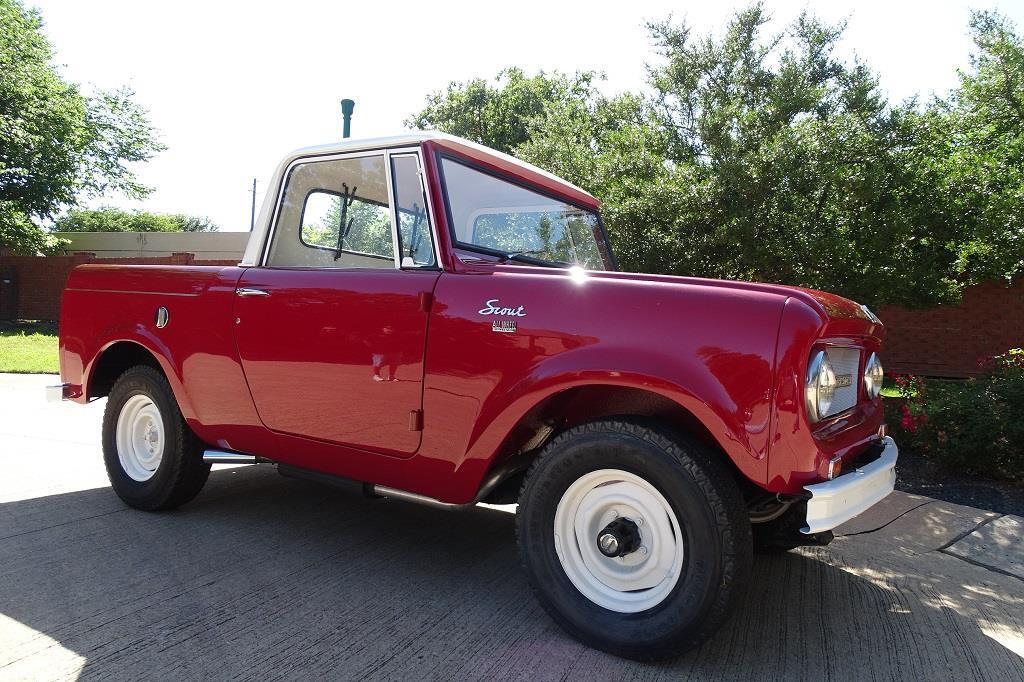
[481,384,750,503]
[88,342,164,398]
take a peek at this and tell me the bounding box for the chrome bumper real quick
[46,383,69,403]
[802,436,898,534]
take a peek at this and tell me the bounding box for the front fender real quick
[462,344,772,487]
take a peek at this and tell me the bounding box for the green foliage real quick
[406,67,602,155]
[937,11,1024,286]
[0,0,163,254]
[302,197,392,257]
[408,4,1024,309]
[54,208,218,233]
[889,350,1024,481]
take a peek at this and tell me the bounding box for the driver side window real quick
[267,155,395,268]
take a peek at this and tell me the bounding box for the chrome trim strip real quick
[64,288,200,298]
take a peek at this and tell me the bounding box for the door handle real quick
[236,287,270,297]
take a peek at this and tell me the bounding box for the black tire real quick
[102,365,210,511]
[516,419,752,661]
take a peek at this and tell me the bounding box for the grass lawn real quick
[0,321,59,374]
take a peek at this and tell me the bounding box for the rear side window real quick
[267,155,396,268]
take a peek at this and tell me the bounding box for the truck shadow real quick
[0,465,1021,680]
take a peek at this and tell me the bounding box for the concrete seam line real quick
[835,501,934,537]
[937,547,1024,584]
[935,513,1004,552]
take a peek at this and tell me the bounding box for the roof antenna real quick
[340,99,355,139]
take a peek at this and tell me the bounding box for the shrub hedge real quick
[886,349,1024,481]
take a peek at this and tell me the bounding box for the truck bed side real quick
[59,264,275,458]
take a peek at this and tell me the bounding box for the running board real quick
[203,449,269,464]
[276,451,535,511]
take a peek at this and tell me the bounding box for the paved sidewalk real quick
[1,374,1022,680]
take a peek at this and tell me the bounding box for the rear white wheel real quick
[554,469,684,613]
[115,394,165,481]
[102,365,210,510]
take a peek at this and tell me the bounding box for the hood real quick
[581,270,884,337]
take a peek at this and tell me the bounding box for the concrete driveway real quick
[1,373,1022,680]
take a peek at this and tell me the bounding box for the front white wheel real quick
[553,469,684,613]
[516,420,752,661]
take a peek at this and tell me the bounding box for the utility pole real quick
[341,99,355,139]
[249,178,257,231]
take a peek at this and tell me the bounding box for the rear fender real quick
[85,328,196,422]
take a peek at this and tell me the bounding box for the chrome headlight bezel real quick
[805,349,838,423]
[864,352,884,400]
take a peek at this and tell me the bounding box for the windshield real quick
[439,157,610,270]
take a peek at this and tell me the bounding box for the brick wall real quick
[0,253,239,322]
[879,279,1024,377]
[3,253,1021,377]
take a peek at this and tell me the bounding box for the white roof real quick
[240,131,595,266]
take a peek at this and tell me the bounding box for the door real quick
[233,150,440,456]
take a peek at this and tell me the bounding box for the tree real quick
[934,10,1024,287]
[0,0,163,254]
[407,4,1024,308]
[406,67,602,155]
[523,5,964,307]
[53,208,219,233]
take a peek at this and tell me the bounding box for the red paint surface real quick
[58,141,887,503]
[233,267,440,456]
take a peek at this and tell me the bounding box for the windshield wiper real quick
[499,250,570,268]
[505,249,546,259]
[333,183,357,261]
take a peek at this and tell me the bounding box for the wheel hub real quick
[597,517,642,557]
[115,394,165,482]
[553,469,685,613]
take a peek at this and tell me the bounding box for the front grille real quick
[825,346,861,416]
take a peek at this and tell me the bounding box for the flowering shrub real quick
[887,349,1024,481]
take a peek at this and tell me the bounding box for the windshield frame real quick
[434,151,617,271]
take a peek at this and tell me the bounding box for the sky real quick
[28,0,1024,232]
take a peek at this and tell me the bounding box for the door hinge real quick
[418,291,433,313]
[409,409,423,431]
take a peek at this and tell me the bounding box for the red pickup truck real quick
[52,132,897,660]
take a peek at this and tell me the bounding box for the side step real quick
[203,449,270,464]
[277,451,535,511]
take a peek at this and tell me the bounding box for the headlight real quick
[864,352,884,399]
[805,350,838,423]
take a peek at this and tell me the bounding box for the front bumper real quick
[802,436,898,534]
